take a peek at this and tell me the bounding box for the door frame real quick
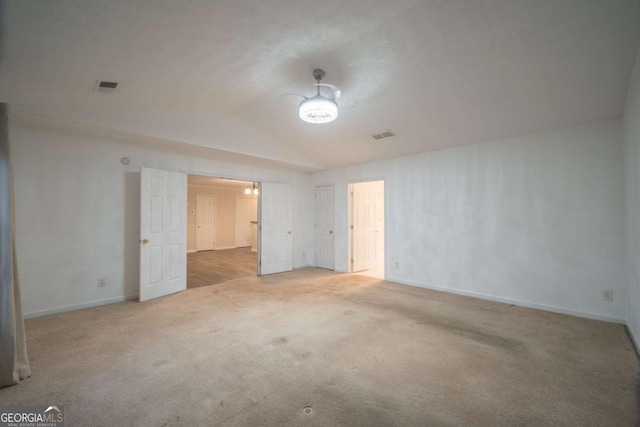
[195,193,216,251]
[186,172,261,276]
[347,179,386,276]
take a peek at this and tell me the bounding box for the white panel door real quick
[235,196,254,247]
[352,182,378,272]
[375,183,385,258]
[260,182,292,275]
[140,167,187,302]
[196,194,216,251]
[315,185,334,270]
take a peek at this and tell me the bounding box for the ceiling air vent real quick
[371,130,396,140]
[93,80,119,94]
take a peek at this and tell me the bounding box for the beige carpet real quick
[1,268,638,426]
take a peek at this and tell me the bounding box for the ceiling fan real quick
[287,69,341,124]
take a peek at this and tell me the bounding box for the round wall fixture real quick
[120,157,131,165]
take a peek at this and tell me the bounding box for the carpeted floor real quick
[1,268,638,426]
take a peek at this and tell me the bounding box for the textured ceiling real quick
[1,0,639,171]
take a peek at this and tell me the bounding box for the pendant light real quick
[245,182,259,195]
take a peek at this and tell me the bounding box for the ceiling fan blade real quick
[278,93,308,99]
[313,83,341,99]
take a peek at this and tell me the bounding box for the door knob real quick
[288,231,292,234]
[142,239,149,244]
[329,230,333,234]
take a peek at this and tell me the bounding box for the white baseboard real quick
[386,276,626,324]
[24,293,140,319]
[190,247,240,252]
[293,263,312,270]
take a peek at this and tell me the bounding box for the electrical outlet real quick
[302,252,306,259]
[395,262,400,269]
[97,278,107,288]
[602,290,613,302]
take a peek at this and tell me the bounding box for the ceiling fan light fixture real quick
[294,69,340,124]
[299,96,338,124]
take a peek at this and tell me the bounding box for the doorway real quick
[186,175,259,288]
[349,180,385,279]
[139,167,294,302]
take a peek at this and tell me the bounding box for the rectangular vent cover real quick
[371,130,396,140]
[93,80,118,94]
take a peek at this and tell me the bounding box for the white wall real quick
[313,120,627,322]
[623,44,640,345]
[9,106,631,325]
[11,122,312,317]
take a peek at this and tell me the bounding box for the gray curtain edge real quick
[0,102,31,388]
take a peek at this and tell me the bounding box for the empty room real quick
[1,1,640,426]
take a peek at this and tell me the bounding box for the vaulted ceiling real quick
[2,0,639,171]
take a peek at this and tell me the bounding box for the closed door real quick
[235,196,255,247]
[139,167,187,302]
[352,182,378,272]
[260,182,292,275]
[315,185,334,270]
[196,194,216,251]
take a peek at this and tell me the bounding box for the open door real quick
[260,182,292,275]
[140,167,187,301]
[351,182,378,272]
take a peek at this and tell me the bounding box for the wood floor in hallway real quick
[187,247,257,288]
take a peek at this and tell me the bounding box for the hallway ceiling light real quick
[245,182,259,195]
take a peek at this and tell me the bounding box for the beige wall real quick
[187,184,258,251]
